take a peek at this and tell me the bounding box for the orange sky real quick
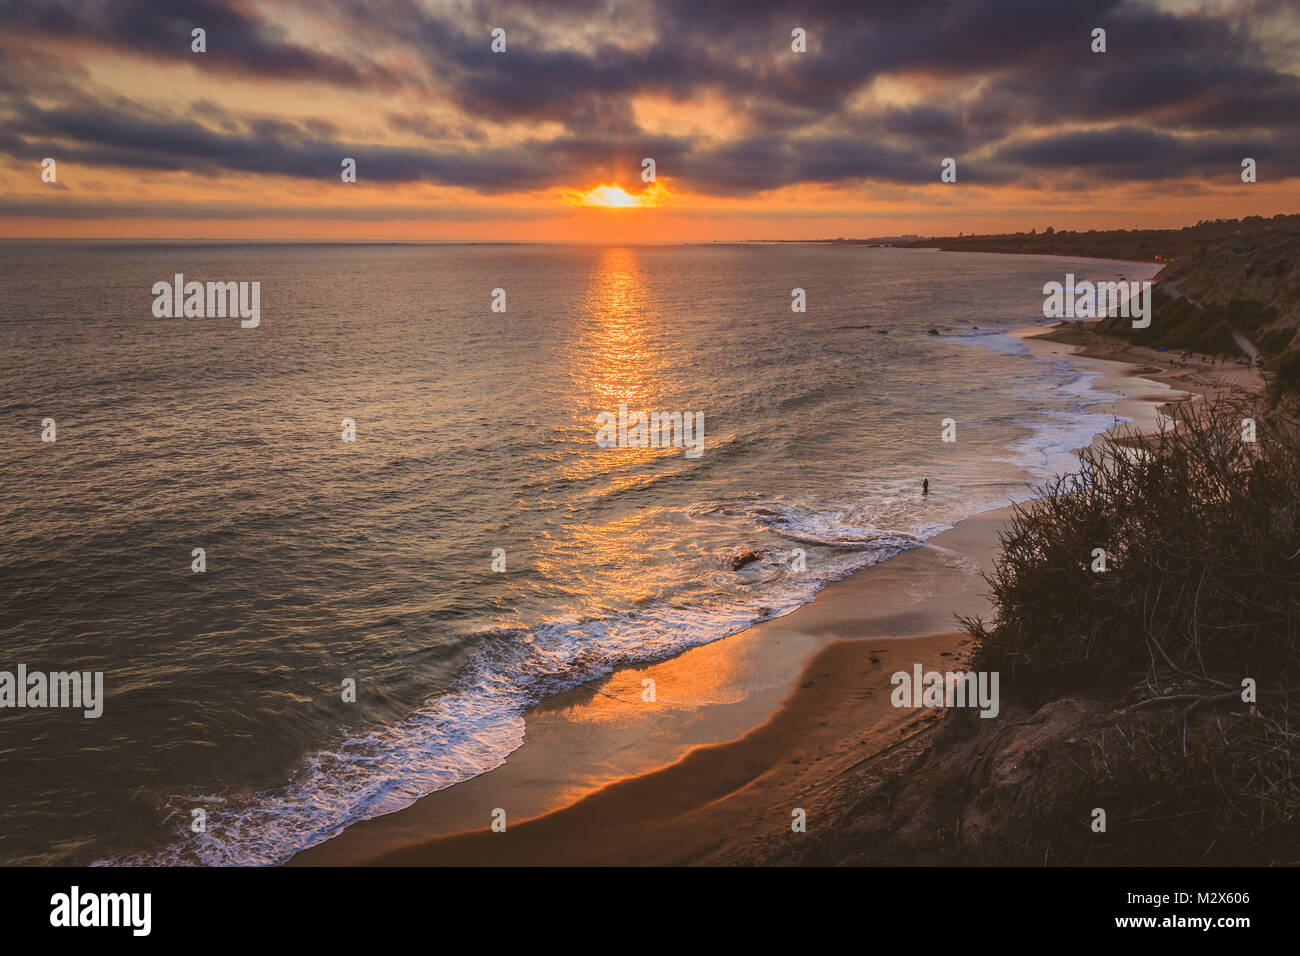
[3,0,1298,240]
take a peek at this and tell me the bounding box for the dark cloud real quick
[964,6,1300,135]
[996,126,1300,182]
[0,0,400,86]
[0,0,1297,201]
[1,96,697,193]
[881,107,970,147]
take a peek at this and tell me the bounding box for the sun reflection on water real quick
[573,246,660,409]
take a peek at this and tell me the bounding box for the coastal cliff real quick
[902,214,1300,397]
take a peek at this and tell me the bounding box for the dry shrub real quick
[965,398,1300,705]
[958,400,1300,861]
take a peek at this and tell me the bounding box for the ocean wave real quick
[105,501,921,867]
[943,326,1131,478]
[939,327,1031,355]
[110,325,1129,869]
[689,498,926,551]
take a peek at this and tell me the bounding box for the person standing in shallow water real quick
[922,478,929,497]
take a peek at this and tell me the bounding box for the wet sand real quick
[1029,319,1264,411]
[368,632,965,865]
[293,506,1006,865]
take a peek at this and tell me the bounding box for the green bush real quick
[958,402,1300,861]
[1272,349,1300,391]
[965,400,1300,704]
[1258,326,1295,358]
[1189,319,1238,354]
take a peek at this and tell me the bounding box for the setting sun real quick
[570,183,664,208]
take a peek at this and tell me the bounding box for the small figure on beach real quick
[922,478,929,497]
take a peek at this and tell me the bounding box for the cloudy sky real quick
[2,0,1298,239]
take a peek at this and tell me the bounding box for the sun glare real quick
[569,182,664,208]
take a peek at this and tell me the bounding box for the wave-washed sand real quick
[292,323,1227,866]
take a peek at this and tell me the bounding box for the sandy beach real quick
[285,319,1244,867]
[293,501,1006,864]
[298,511,1002,865]
[1032,319,1265,410]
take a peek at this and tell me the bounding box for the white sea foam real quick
[107,514,919,866]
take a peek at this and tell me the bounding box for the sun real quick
[587,185,641,207]
[567,182,665,208]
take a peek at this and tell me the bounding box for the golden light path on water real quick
[536,246,690,611]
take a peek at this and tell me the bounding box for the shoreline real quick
[297,507,1009,866]
[1031,319,1265,408]
[293,319,1210,867]
[884,245,1166,268]
[292,503,1011,864]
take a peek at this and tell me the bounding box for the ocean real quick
[0,241,1158,865]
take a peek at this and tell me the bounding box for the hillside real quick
[894,213,1300,265]
[901,214,1300,397]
